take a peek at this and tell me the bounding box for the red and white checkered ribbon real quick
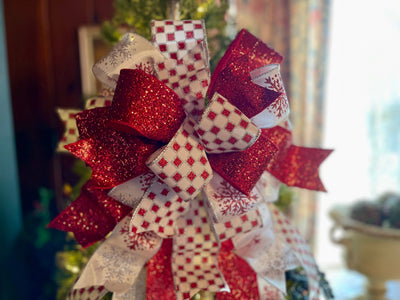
[212,207,264,242]
[152,20,209,119]
[196,93,260,153]
[172,198,228,300]
[129,176,190,237]
[67,285,108,300]
[56,108,81,152]
[147,117,213,201]
[155,45,209,119]
[151,20,208,65]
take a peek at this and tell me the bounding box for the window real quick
[316,0,400,296]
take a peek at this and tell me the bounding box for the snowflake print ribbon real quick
[50,19,332,300]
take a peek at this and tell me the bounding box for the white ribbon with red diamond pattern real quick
[67,285,108,300]
[146,117,213,201]
[56,108,81,152]
[151,20,209,68]
[195,93,260,153]
[151,19,209,120]
[172,197,228,300]
[129,176,190,237]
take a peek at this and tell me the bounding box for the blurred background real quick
[1,0,400,299]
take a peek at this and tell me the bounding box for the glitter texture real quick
[146,239,176,300]
[264,126,332,191]
[208,29,283,118]
[66,107,160,189]
[216,240,260,300]
[109,69,185,143]
[208,130,278,196]
[48,184,131,247]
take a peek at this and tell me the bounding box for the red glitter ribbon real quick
[264,126,332,191]
[48,183,131,247]
[109,69,186,142]
[208,29,283,119]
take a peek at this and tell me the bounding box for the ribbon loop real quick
[72,215,162,295]
[93,33,164,89]
[151,19,209,66]
[109,68,186,142]
[172,199,227,299]
[208,129,278,195]
[250,64,290,128]
[130,176,190,237]
[146,117,213,201]
[196,92,260,154]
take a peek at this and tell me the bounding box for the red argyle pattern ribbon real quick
[151,19,208,63]
[196,93,260,153]
[147,118,213,201]
[130,177,189,237]
[172,199,227,299]
[213,208,263,242]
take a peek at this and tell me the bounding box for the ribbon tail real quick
[112,267,147,300]
[48,186,118,247]
[71,215,162,296]
[129,177,190,237]
[146,239,176,300]
[172,197,228,300]
[268,204,320,300]
[230,204,291,294]
[268,146,332,191]
[216,240,259,300]
[67,285,108,300]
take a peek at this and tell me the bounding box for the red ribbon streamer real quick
[216,240,260,300]
[146,238,176,300]
[264,126,332,191]
[48,183,131,247]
